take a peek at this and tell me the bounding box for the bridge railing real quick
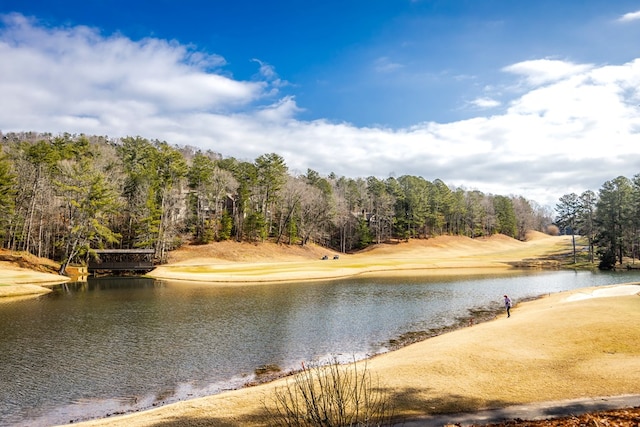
[88,249,156,273]
[88,261,154,272]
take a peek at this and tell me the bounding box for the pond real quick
[1,269,638,426]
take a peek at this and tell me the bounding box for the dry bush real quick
[546,224,560,236]
[265,357,394,426]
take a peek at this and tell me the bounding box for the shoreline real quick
[26,288,526,424]
[246,297,511,388]
[67,287,614,423]
[66,282,640,427]
[147,264,530,286]
[46,290,531,425]
[146,233,577,285]
[0,267,69,300]
[1,233,575,294]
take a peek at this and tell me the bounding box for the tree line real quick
[555,174,640,270]
[0,131,582,273]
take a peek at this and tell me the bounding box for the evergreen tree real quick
[493,195,517,237]
[632,174,640,263]
[187,152,218,242]
[355,217,372,249]
[595,176,633,268]
[117,137,187,260]
[398,175,430,238]
[255,153,288,236]
[577,190,597,263]
[555,193,580,263]
[55,158,122,274]
[0,154,16,242]
[464,190,486,238]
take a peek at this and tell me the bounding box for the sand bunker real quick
[564,284,640,301]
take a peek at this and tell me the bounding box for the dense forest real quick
[0,132,637,272]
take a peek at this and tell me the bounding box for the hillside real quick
[149,233,575,283]
[0,249,60,274]
[166,239,342,264]
[0,249,70,297]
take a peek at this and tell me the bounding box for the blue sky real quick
[1,1,640,207]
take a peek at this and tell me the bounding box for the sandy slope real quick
[0,262,69,298]
[148,232,574,283]
[0,249,71,299]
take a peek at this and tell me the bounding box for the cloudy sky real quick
[1,1,639,208]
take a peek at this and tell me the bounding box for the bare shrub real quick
[546,224,560,236]
[264,357,394,426]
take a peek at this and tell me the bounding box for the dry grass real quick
[165,240,341,265]
[149,234,575,284]
[367,293,640,416]
[0,249,70,297]
[0,248,60,272]
[264,358,395,426]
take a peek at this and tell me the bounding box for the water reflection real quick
[0,270,639,426]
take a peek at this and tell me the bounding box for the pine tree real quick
[0,154,16,241]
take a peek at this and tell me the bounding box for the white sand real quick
[564,284,640,301]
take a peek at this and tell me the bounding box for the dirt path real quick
[400,394,640,426]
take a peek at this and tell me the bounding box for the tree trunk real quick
[59,237,79,275]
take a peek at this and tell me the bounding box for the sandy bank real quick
[0,262,69,299]
[0,249,71,298]
[147,233,574,284]
[564,284,640,301]
[68,283,640,427]
[0,233,571,294]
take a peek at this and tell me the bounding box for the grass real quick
[149,234,580,284]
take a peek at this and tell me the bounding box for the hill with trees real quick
[0,131,637,272]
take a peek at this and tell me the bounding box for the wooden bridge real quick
[88,249,156,274]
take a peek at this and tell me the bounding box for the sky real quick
[0,0,639,208]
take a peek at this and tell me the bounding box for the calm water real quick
[1,270,639,426]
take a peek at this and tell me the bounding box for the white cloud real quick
[618,10,640,22]
[1,14,639,208]
[255,96,302,122]
[251,58,289,92]
[502,59,593,86]
[0,13,265,121]
[470,97,501,108]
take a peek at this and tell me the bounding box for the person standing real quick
[504,295,512,318]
